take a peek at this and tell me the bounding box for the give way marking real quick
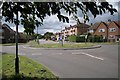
[72,52,104,61]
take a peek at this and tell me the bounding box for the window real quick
[89,30,94,33]
[99,29,105,32]
[0,36,4,39]
[109,35,115,39]
[109,28,116,32]
[0,29,3,33]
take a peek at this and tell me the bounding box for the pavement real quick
[1,44,119,78]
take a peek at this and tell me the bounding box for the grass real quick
[28,40,95,48]
[0,43,26,46]
[94,42,120,45]
[0,54,2,77]
[1,53,57,80]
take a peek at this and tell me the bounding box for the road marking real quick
[23,46,38,49]
[32,53,42,55]
[72,52,104,61]
[19,53,26,55]
[52,53,63,55]
[81,52,104,61]
[72,53,82,55]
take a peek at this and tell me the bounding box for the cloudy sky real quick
[1,1,119,35]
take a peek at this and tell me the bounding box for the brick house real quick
[89,22,108,40]
[108,21,120,42]
[88,21,120,42]
[55,32,63,41]
[62,23,90,40]
[0,22,15,43]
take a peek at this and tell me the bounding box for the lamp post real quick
[15,3,19,74]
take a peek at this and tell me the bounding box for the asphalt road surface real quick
[1,44,119,78]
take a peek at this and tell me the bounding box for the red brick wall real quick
[108,22,120,39]
[93,22,108,38]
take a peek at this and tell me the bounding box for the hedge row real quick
[68,35,107,42]
[68,35,85,42]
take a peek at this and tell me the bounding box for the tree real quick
[44,32,54,40]
[1,1,117,75]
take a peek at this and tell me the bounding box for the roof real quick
[1,23,15,34]
[65,23,90,30]
[89,22,108,30]
[114,21,120,28]
[2,24,14,31]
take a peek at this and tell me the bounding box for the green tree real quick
[44,32,54,40]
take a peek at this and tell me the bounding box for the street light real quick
[15,3,19,74]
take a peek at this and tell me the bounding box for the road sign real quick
[59,35,63,41]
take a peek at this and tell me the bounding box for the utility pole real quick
[15,2,19,75]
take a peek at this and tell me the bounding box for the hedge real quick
[68,35,85,42]
[76,36,85,42]
[68,35,106,42]
[68,35,76,42]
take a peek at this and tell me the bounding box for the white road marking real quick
[72,53,82,55]
[9,46,15,47]
[52,53,63,55]
[19,53,26,55]
[32,53,42,55]
[23,46,38,49]
[72,52,104,61]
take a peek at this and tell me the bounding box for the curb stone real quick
[26,45,101,50]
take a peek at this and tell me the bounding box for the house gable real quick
[93,22,108,38]
[108,21,120,39]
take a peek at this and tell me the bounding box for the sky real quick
[1,1,120,35]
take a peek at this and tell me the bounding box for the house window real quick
[0,36,4,39]
[109,35,115,39]
[99,29,105,32]
[0,29,3,33]
[89,30,94,33]
[109,28,116,32]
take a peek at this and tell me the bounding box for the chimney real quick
[108,19,111,22]
[91,23,93,26]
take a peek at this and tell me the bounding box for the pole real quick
[61,26,63,46]
[37,26,39,44]
[15,3,19,75]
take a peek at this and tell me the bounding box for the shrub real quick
[76,36,85,42]
[88,35,105,42]
[68,35,86,42]
[68,35,76,42]
[88,35,94,42]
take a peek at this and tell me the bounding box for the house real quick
[55,32,62,41]
[108,21,120,42]
[88,21,120,42]
[62,23,90,40]
[0,22,15,43]
[88,22,108,40]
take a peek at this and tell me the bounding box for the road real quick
[1,44,119,78]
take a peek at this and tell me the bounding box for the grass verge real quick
[1,53,57,80]
[0,43,26,46]
[27,40,95,48]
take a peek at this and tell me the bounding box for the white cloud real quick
[106,0,120,2]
